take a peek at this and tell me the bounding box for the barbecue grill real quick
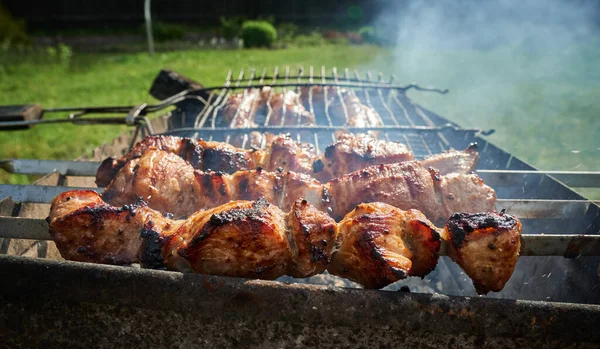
[1,66,599,347]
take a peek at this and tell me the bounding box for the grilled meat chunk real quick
[102,150,326,217]
[268,89,315,126]
[49,191,338,281]
[329,203,441,289]
[47,190,179,265]
[335,91,384,129]
[176,198,292,279]
[443,212,522,294]
[263,133,318,174]
[314,133,414,182]
[95,136,203,187]
[326,162,496,221]
[286,199,338,277]
[222,88,262,128]
[301,86,383,134]
[420,143,480,175]
[95,136,261,187]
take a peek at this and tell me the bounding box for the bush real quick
[151,22,186,42]
[220,16,246,39]
[241,20,277,48]
[0,4,29,45]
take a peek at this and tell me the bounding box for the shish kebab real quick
[218,86,384,146]
[48,190,521,294]
[96,133,478,189]
[101,148,494,221]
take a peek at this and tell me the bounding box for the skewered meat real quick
[49,191,337,279]
[102,149,495,222]
[221,88,264,147]
[313,133,414,182]
[300,86,384,130]
[267,89,315,126]
[328,202,441,289]
[95,135,263,187]
[102,149,327,218]
[420,142,479,176]
[97,134,476,188]
[327,163,496,221]
[262,133,318,174]
[332,91,384,129]
[443,212,522,293]
[48,191,521,292]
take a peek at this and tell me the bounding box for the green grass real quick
[0,44,598,198]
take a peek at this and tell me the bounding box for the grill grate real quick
[164,66,460,158]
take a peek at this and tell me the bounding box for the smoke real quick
[364,0,600,174]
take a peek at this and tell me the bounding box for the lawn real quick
[0,44,598,198]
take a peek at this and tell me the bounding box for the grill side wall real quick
[1,255,599,348]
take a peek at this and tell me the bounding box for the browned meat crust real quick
[326,162,496,222]
[443,212,522,294]
[48,191,520,292]
[328,203,441,289]
[420,143,479,176]
[314,133,414,182]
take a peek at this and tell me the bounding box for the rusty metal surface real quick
[1,255,599,348]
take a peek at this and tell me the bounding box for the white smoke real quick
[364,0,600,178]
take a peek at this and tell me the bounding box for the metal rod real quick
[0,217,597,257]
[0,184,102,204]
[478,170,600,188]
[1,184,597,220]
[159,124,485,136]
[496,199,599,219]
[0,159,101,176]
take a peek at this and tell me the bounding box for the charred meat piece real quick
[420,143,480,175]
[95,136,203,187]
[326,162,496,222]
[221,88,264,147]
[198,139,263,173]
[286,199,338,277]
[221,88,262,128]
[263,133,318,175]
[336,91,384,129]
[175,198,292,279]
[95,136,261,187]
[49,191,338,281]
[443,212,522,294]
[47,189,180,265]
[314,133,414,182]
[267,89,315,126]
[301,86,383,132]
[328,202,441,289]
[102,150,327,218]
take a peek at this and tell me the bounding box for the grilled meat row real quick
[101,148,495,221]
[96,133,478,187]
[48,190,521,293]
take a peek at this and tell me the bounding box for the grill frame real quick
[1,67,599,347]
